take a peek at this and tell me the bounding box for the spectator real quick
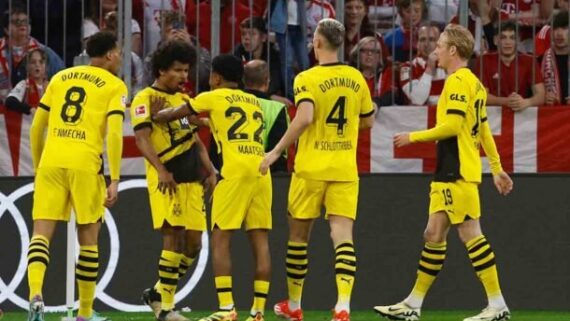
[269,0,310,99]
[450,0,502,55]
[102,11,144,95]
[541,10,570,105]
[428,0,458,25]
[306,0,336,46]
[500,0,555,53]
[5,48,48,114]
[384,0,425,62]
[399,23,446,106]
[349,36,385,92]
[27,0,84,66]
[186,0,253,54]
[83,0,142,56]
[242,60,289,173]
[3,48,48,176]
[233,17,286,102]
[475,21,545,111]
[137,0,182,56]
[535,0,569,57]
[143,11,211,96]
[0,4,64,103]
[345,0,389,65]
[348,36,385,172]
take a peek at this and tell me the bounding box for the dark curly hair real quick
[151,40,197,79]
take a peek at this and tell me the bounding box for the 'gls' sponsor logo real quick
[450,94,466,102]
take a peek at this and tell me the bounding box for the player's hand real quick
[158,169,177,196]
[493,171,513,196]
[105,180,119,208]
[203,172,217,202]
[259,151,279,175]
[394,132,411,147]
[149,96,167,120]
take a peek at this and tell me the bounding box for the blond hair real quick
[443,24,474,60]
[348,36,382,67]
[316,18,345,50]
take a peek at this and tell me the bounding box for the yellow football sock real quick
[410,242,447,301]
[215,276,234,310]
[334,241,356,311]
[467,236,502,298]
[251,280,270,315]
[286,241,308,306]
[158,250,182,311]
[27,235,50,300]
[76,245,99,318]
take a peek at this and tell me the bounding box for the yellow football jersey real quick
[292,63,373,181]
[130,87,199,181]
[189,88,264,179]
[37,65,127,173]
[433,67,487,183]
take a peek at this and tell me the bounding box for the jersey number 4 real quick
[225,106,264,144]
[60,86,86,125]
[326,96,348,137]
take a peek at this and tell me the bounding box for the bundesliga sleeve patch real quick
[134,105,148,118]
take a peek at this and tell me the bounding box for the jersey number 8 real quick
[60,86,86,125]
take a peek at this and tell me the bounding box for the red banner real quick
[2,105,570,176]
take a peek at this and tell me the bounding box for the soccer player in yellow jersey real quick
[26,31,126,321]
[131,41,216,321]
[260,19,376,321]
[374,24,513,321]
[152,54,272,321]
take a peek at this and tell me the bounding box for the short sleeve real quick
[189,92,213,113]
[444,75,469,117]
[359,77,374,117]
[130,91,151,131]
[293,72,315,107]
[107,82,128,116]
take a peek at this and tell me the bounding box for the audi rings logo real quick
[0,179,209,312]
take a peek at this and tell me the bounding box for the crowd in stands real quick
[0,0,569,173]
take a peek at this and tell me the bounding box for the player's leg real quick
[244,175,272,321]
[27,220,58,321]
[329,215,355,321]
[178,183,207,281]
[325,181,359,321]
[180,230,202,279]
[28,167,72,321]
[374,212,451,321]
[275,174,322,321]
[458,219,510,321]
[246,229,271,320]
[212,228,238,316]
[156,225,185,319]
[75,222,102,320]
[199,178,248,321]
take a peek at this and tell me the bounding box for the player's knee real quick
[185,243,202,258]
[423,228,445,243]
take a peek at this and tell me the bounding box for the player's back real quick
[293,63,373,181]
[38,65,127,173]
[191,88,265,179]
[435,67,487,183]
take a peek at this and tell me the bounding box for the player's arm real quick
[133,126,177,195]
[30,105,50,170]
[396,76,467,146]
[359,77,376,129]
[360,102,377,129]
[480,119,513,196]
[260,100,314,175]
[195,134,217,200]
[261,73,314,174]
[151,100,194,123]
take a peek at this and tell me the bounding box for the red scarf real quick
[541,48,561,103]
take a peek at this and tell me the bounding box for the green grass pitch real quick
[2,311,569,321]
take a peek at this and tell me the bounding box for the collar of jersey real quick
[151,86,177,95]
[319,62,344,67]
